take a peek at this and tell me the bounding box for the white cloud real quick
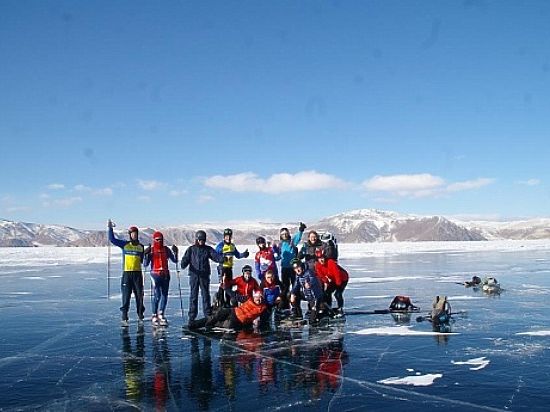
[6,206,31,213]
[517,179,541,186]
[204,170,348,194]
[362,174,495,198]
[362,174,444,198]
[47,183,65,190]
[446,178,495,192]
[169,189,188,197]
[74,184,91,192]
[42,196,83,208]
[92,187,113,196]
[137,179,167,191]
[197,195,215,204]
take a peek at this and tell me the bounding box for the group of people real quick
[108,220,349,330]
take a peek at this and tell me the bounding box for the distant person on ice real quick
[143,231,178,326]
[108,219,145,326]
[180,230,224,329]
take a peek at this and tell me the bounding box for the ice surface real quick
[1,241,550,410]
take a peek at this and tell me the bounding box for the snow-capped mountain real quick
[1,209,549,247]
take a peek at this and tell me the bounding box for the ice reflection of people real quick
[121,325,145,403]
[219,342,237,400]
[151,327,171,411]
[185,337,213,410]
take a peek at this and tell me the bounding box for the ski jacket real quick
[314,259,349,287]
[234,298,267,325]
[299,239,323,268]
[144,245,177,276]
[279,230,304,269]
[291,269,323,302]
[180,244,223,278]
[230,276,260,299]
[108,226,144,272]
[260,279,282,307]
[254,246,280,281]
[215,241,248,268]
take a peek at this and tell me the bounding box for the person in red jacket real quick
[143,231,178,326]
[314,249,349,315]
[225,265,260,306]
[188,290,267,330]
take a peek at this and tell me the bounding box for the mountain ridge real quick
[1,208,549,247]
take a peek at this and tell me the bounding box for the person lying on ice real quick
[188,289,267,331]
[289,258,326,323]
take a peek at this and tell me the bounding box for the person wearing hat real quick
[289,258,325,323]
[108,219,145,325]
[215,228,249,307]
[180,230,224,328]
[278,222,306,309]
[143,231,178,326]
[188,289,267,331]
[225,264,260,306]
[314,248,349,315]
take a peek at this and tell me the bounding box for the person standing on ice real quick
[143,231,178,326]
[254,236,280,282]
[108,219,145,326]
[278,223,306,309]
[215,228,249,307]
[298,230,324,270]
[181,230,224,328]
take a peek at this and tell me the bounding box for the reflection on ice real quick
[349,326,458,336]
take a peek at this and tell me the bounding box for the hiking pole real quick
[172,245,185,324]
[107,219,116,299]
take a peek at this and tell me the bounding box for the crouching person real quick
[225,264,259,307]
[259,269,284,327]
[189,290,267,331]
[289,258,325,324]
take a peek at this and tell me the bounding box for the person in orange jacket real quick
[188,289,267,330]
[314,248,349,315]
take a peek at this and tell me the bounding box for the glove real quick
[107,219,114,229]
[299,222,307,232]
[243,249,249,258]
[171,244,179,255]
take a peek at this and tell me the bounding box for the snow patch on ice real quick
[448,295,485,300]
[451,357,490,370]
[378,373,443,386]
[350,326,457,336]
[349,276,429,284]
[352,295,393,299]
[516,330,550,336]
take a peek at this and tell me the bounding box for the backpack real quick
[431,296,451,326]
[320,232,338,260]
[389,295,414,311]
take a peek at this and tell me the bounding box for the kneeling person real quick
[290,258,325,323]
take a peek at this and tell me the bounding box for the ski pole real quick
[107,219,116,299]
[175,252,185,323]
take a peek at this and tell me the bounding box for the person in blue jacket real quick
[108,219,145,325]
[290,258,325,324]
[278,222,306,309]
[181,230,224,328]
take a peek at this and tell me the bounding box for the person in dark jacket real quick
[290,258,325,323]
[108,219,145,326]
[298,230,324,270]
[181,230,224,327]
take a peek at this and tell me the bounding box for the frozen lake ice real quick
[1,241,550,411]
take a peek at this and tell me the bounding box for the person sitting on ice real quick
[188,289,267,331]
[143,231,178,326]
[388,295,418,312]
[289,258,326,324]
[314,248,349,316]
[224,264,259,306]
[464,275,482,287]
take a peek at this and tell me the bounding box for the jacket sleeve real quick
[272,245,281,261]
[166,246,177,264]
[208,246,224,263]
[181,246,191,270]
[291,279,300,296]
[292,230,303,247]
[108,226,127,249]
[143,252,151,268]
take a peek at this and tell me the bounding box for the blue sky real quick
[1,1,549,229]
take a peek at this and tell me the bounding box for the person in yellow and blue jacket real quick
[215,228,249,307]
[108,219,145,326]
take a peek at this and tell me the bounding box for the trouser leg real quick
[120,272,131,319]
[188,274,199,322]
[158,275,170,315]
[199,275,212,317]
[151,275,160,314]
